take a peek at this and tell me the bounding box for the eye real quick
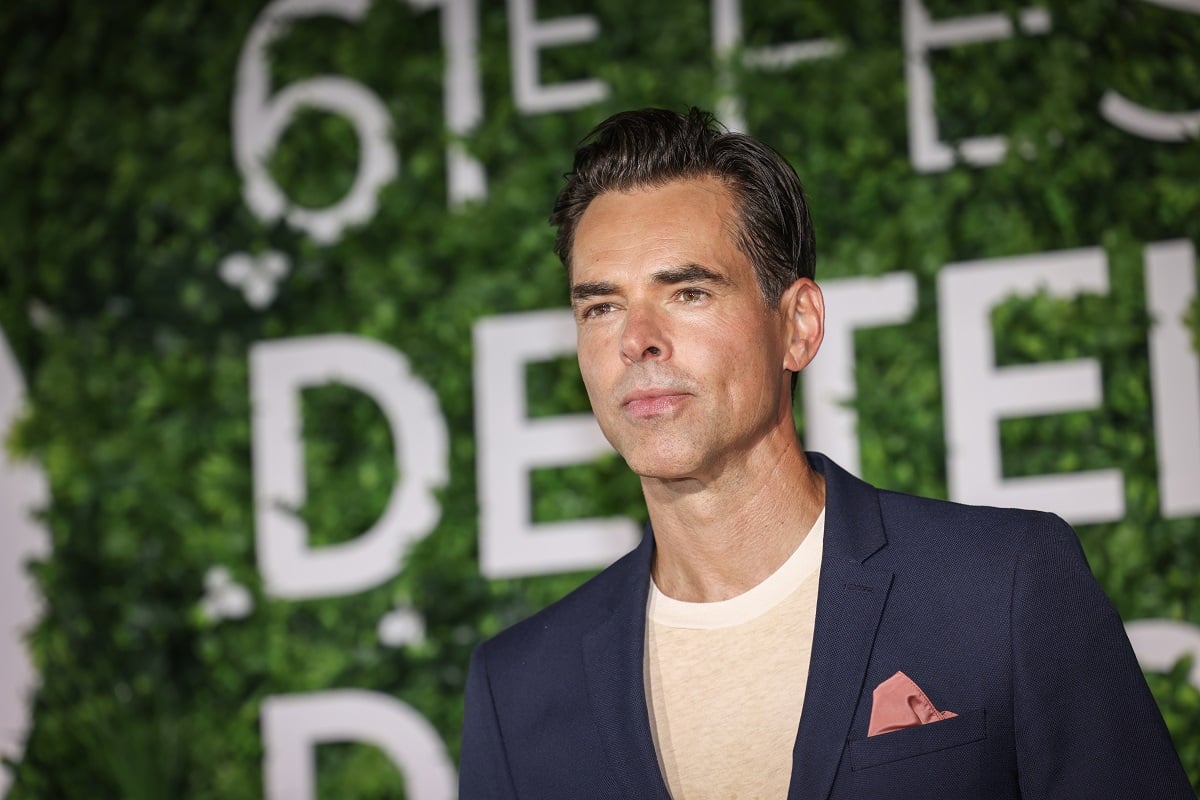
[581,302,616,319]
[676,287,709,304]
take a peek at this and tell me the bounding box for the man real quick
[460,107,1193,799]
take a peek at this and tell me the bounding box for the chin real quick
[601,422,710,481]
[620,446,703,482]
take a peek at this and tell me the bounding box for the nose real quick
[620,306,670,364]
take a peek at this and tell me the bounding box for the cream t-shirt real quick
[644,510,825,799]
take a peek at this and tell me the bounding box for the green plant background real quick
[2,0,1198,797]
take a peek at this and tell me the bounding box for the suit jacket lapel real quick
[582,530,672,800]
[789,453,894,800]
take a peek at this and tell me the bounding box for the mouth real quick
[621,388,690,419]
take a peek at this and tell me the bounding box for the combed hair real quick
[549,107,816,304]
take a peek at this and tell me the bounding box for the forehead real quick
[571,177,745,282]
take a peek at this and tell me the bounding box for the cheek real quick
[576,338,610,393]
[706,328,781,402]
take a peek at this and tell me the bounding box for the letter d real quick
[261,690,455,799]
[250,335,448,598]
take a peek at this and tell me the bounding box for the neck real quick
[643,439,825,603]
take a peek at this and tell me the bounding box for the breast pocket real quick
[848,707,987,771]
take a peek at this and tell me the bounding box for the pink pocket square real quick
[867,671,958,737]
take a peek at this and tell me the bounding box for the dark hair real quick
[549,107,816,304]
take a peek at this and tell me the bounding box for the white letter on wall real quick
[474,310,638,579]
[411,0,487,205]
[1127,619,1200,693]
[0,327,50,797]
[902,0,1051,172]
[710,0,843,133]
[251,335,448,598]
[803,273,918,476]
[939,248,1124,524]
[1099,0,1200,141]
[262,690,455,800]
[1145,239,1200,518]
[234,0,398,243]
[507,0,608,114]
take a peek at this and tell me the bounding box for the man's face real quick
[569,177,801,483]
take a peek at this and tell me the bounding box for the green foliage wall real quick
[1,0,1198,796]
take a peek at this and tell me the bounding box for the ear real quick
[780,278,824,374]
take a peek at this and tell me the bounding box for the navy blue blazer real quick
[461,453,1193,799]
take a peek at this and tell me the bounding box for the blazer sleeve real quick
[1011,514,1194,799]
[460,643,519,800]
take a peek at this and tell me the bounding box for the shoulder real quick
[870,487,1086,582]
[809,451,1080,571]
[878,488,1072,541]
[474,533,650,669]
[880,487,1074,543]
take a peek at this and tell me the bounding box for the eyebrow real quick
[571,280,619,303]
[570,264,730,303]
[651,264,730,287]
